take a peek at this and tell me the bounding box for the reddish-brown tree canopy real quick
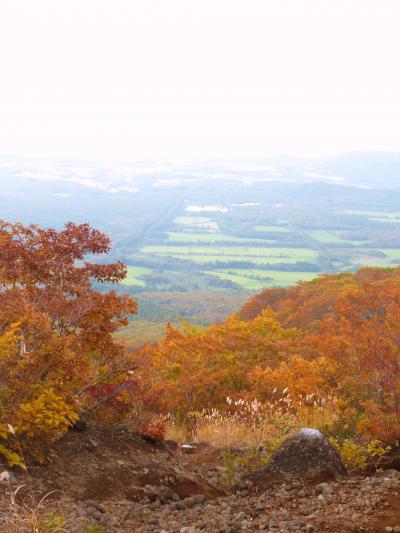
[0,220,137,460]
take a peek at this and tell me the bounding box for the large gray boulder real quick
[239,428,347,489]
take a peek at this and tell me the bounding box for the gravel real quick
[44,468,400,532]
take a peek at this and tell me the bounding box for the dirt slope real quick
[1,428,400,532]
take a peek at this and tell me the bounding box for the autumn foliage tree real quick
[312,279,400,441]
[0,220,137,462]
[140,310,298,414]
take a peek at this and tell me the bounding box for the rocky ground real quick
[1,428,400,532]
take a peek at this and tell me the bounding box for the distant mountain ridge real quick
[2,151,400,190]
[305,151,400,188]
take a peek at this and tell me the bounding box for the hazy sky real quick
[0,0,399,162]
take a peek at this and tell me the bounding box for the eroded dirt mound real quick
[25,428,224,503]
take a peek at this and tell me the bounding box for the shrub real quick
[330,437,391,472]
[13,389,78,462]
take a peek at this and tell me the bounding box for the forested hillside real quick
[137,266,400,443]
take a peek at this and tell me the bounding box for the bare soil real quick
[1,427,400,532]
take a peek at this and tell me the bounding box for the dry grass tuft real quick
[167,391,342,449]
[0,478,65,533]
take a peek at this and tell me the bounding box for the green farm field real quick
[205,271,267,290]
[140,245,318,261]
[371,217,400,224]
[343,209,400,223]
[161,254,314,265]
[166,232,272,244]
[307,230,367,245]
[205,269,320,289]
[343,209,400,218]
[308,230,344,243]
[379,249,400,260]
[349,249,400,267]
[173,216,219,230]
[120,266,152,287]
[254,225,291,233]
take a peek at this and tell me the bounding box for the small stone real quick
[235,479,248,490]
[322,485,333,496]
[174,502,187,510]
[85,439,99,451]
[180,527,196,533]
[181,444,196,454]
[85,502,106,513]
[315,482,329,494]
[164,439,179,451]
[0,470,17,485]
[191,494,207,505]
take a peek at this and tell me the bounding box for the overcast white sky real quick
[0,0,399,162]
